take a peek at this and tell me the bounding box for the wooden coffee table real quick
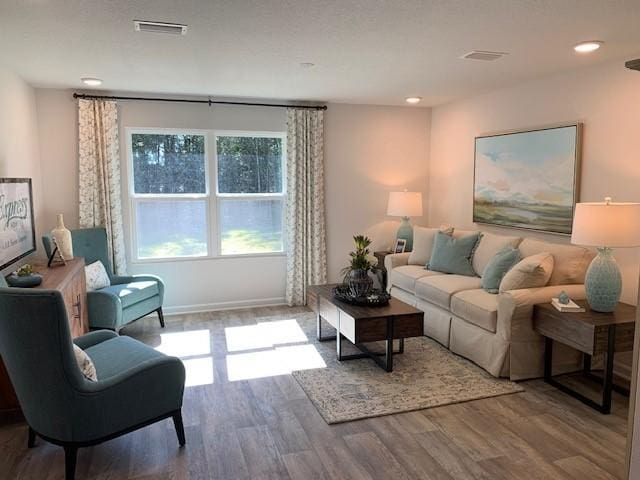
[307,284,424,372]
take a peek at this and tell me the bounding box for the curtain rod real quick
[72,93,327,110]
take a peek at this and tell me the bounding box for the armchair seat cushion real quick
[85,335,167,381]
[99,281,159,308]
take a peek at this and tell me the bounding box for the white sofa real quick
[385,227,595,380]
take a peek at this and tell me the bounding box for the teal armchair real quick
[0,287,185,480]
[43,228,165,331]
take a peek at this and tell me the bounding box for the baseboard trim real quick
[160,297,287,316]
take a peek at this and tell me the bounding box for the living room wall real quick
[429,58,640,306]
[33,90,431,311]
[0,68,44,268]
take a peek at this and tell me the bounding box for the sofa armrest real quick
[384,252,411,272]
[497,284,586,340]
[112,274,165,303]
[73,330,118,350]
[87,290,123,330]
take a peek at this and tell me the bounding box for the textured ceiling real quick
[1,0,639,106]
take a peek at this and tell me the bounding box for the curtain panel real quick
[285,108,327,305]
[78,99,127,275]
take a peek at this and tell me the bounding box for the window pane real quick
[220,199,283,255]
[132,133,206,194]
[136,200,208,258]
[217,136,283,194]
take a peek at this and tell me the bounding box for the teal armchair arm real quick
[87,290,123,330]
[73,330,118,350]
[111,274,165,303]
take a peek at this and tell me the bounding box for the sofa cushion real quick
[473,232,522,276]
[452,229,479,238]
[451,289,499,333]
[408,226,453,266]
[390,265,443,293]
[481,247,522,293]
[518,238,594,285]
[499,253,554,292]
[99,281,160,308]
[415,274,483,309]
[428,232,481,276]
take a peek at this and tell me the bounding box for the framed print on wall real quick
[473,123,582,235]
[0,178,36,270]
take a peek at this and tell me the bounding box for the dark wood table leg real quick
[583,353,591,375]
[601,325,616,414]
[384,317,394,372]
[544,336,553,381]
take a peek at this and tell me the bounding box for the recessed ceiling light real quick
[574,41,603,53]
[81,77,102,86]
[405,97,422,104]
[300,62,315,69]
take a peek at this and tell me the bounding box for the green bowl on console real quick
[6,274,43,288]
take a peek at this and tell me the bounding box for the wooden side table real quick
[533,301,636,414]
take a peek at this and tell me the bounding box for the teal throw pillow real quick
[481,247,522,294]
[428,232,481,276]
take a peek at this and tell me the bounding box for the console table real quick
[0,258,89,422]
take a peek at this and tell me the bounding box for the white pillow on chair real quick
[85,261,111,291]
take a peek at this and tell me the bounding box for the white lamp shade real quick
[387,191,423,217]
[571,201,640,247]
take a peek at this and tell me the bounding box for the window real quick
[216,135,285,255]
[128,130,285,261]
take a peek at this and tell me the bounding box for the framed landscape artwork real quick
[473,124,582,235]
[0,178,36,270]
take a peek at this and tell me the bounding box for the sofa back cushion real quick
[499,252,554,292]
[428,232,481,276]
[518,238,593,285]
[408,226,453,266]
[473,232,523,275]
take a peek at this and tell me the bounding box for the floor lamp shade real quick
[571,199,640,312]
[387,192,423,252]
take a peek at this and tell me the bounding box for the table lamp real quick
[571,197,640,312]
[387,191,423,252]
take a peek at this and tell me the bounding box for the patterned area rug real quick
[292,315,524,424]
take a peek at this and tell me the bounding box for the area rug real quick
[292,315,524,424]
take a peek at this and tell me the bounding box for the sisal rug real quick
[292,315,524,424]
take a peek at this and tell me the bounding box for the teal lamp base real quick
[396,217,414,252]
[584,247,622,313]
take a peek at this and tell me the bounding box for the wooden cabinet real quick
[0,258,89,421]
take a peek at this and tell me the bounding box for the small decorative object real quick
[474,124,581,234]
[6,263,42,287]
[332,284,391,307]
[0,178,36,271]
[394,238,407,254]
[387,191,423,252]
[47,237,67,267]
[341,235,378,298]
[571,197,640,312]
[51,213,73,260]
[557,290,570,305]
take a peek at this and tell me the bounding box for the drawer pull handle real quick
[73,294,81,319]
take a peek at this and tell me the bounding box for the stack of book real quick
[551,298,585,313]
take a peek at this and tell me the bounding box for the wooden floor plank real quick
[0,306,629,480]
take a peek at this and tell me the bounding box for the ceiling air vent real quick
[134,20,188,35]
[461,50,508,61]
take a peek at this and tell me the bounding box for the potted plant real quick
[341,235,378,298]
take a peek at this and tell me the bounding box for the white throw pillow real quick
[408,226,454,266]
[73,344,98,382]
[85,261,110,291]
[499,253,554,293]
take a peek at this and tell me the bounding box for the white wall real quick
[0,68,43,271]
[324,104,430,282]
[429,59,640,305]
[33,90,432,310]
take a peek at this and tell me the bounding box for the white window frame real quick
[126,128,286,263]
[214,130,287,257]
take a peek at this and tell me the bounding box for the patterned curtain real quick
[78,99,127,275]
[285,108,327,305]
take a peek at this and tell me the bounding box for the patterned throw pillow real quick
[73,344,98,382]
[85,261,110,291]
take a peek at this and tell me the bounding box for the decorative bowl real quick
[332,284,391,307]
[6,273,43,288]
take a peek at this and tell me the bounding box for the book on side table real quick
[551,297,586,312]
